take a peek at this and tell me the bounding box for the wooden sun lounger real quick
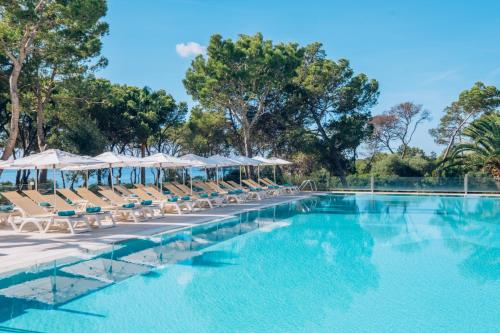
[2,191,91,234]
[99,190,154,222]
[77,188,144,224]
[172,182,218,208]
[129,188,190,214]
[25,190,115,229]
[163,182,208,210]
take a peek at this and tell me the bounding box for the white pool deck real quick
[0,194,314,277]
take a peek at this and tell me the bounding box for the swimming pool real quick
[1,194,499,332]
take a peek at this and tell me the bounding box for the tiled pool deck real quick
[0,194,312,276]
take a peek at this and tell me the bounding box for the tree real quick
[0,0,108,161]
[388,102,430,158]
[184,33,302,157]
[181,106,230,156]
[431,82,500,159]
[369,114,399,153]
[447,112,500,178]
[0,0,47,160]
[296,43,379,183]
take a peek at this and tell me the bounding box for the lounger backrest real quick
[246,179,261,187]
[163,183,184,196]
[193,181,210,191]
[144,186,165,199]
[2,191,49,216]
[227,180,242,188]
[172,182,192,194]
[99,190,127,204]
[115,185,132,196]
[23,190,50,204]
[242,179,257,188]
[57,189,84,202]
[205,182,224,193]
[129,188,154,201]
[76,188,110,207]
[263,177,277,186]
[220,181,237,189]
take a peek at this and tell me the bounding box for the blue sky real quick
[99,0,500,154]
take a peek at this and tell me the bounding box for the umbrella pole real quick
[35,167,38,191]
[85,170,89,189]
[239,166,242,186]
[257,165,260,184]
[190,167,193,195]
[216,167,219,186]
[109,165,114,191]
[53,165,57,211]
[273,165,276,183]
[182,168,185,185]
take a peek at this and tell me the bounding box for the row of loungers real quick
[0,178,299,234]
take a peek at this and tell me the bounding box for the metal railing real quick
[298,175,500,194]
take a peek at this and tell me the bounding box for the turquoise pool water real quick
[1,194,499,332]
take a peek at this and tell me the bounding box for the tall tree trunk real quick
[1,63,22,164]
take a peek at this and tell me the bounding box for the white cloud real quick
[175,42,206,58]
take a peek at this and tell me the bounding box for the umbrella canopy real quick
[94,152,145,167]
[251,156,275,165]
[141,153,192,168]
[229,155,263,166]
[267,157,293,165]
[0,149,102,170]
[209,154,243,167]
[179,154,218,167]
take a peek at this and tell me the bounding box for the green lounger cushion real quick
[0,205,13,212]
[39,201,52,207]
[181,195,190,201]
[141,200,153,206]
[163,190,171,195]
[86,207,101,213]
[228,190,237,195]
[168,196,178,202]
[199,193,209,198]
[65,198,73,204]
[122,203,135,208]
[210,192,219,197]
[58,210,76,217]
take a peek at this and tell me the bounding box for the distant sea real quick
[0,167,231,188]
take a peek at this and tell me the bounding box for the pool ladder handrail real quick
[299,179,318,192]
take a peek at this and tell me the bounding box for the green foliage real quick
[368,153,434,177]
[295,43,379,178]
[447,112,500,177]
[181,107,229,156]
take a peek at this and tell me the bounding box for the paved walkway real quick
[0,194,311,277]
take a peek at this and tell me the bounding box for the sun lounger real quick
[2,191,91,234]
[25,190,115,229]
[57,188,88,207]
[172,182,219,208]
[231,180,264,200]
[77,188,144,224]
[129,188,190,215]
[99,189,154,222]
[203,181,245,203]
[163,182,208,210]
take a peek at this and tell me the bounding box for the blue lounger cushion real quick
[86,207,101,213]
[58,210,76,217]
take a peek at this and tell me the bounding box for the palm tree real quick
[448,112,500,178]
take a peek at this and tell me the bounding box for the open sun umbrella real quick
[94,152,146,191]
[141,153,193,189]
[228,155,263,185]
[179,154,219,193]
[0,149,102,209]
[209,154,244,185]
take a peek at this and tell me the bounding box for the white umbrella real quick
[94,152,146,191]
[141,153,193,189]
[228,155,264,185]
[179,154,219,193]
[266,157,293,183]
[0,149,102,209]
[209,155,243,185]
